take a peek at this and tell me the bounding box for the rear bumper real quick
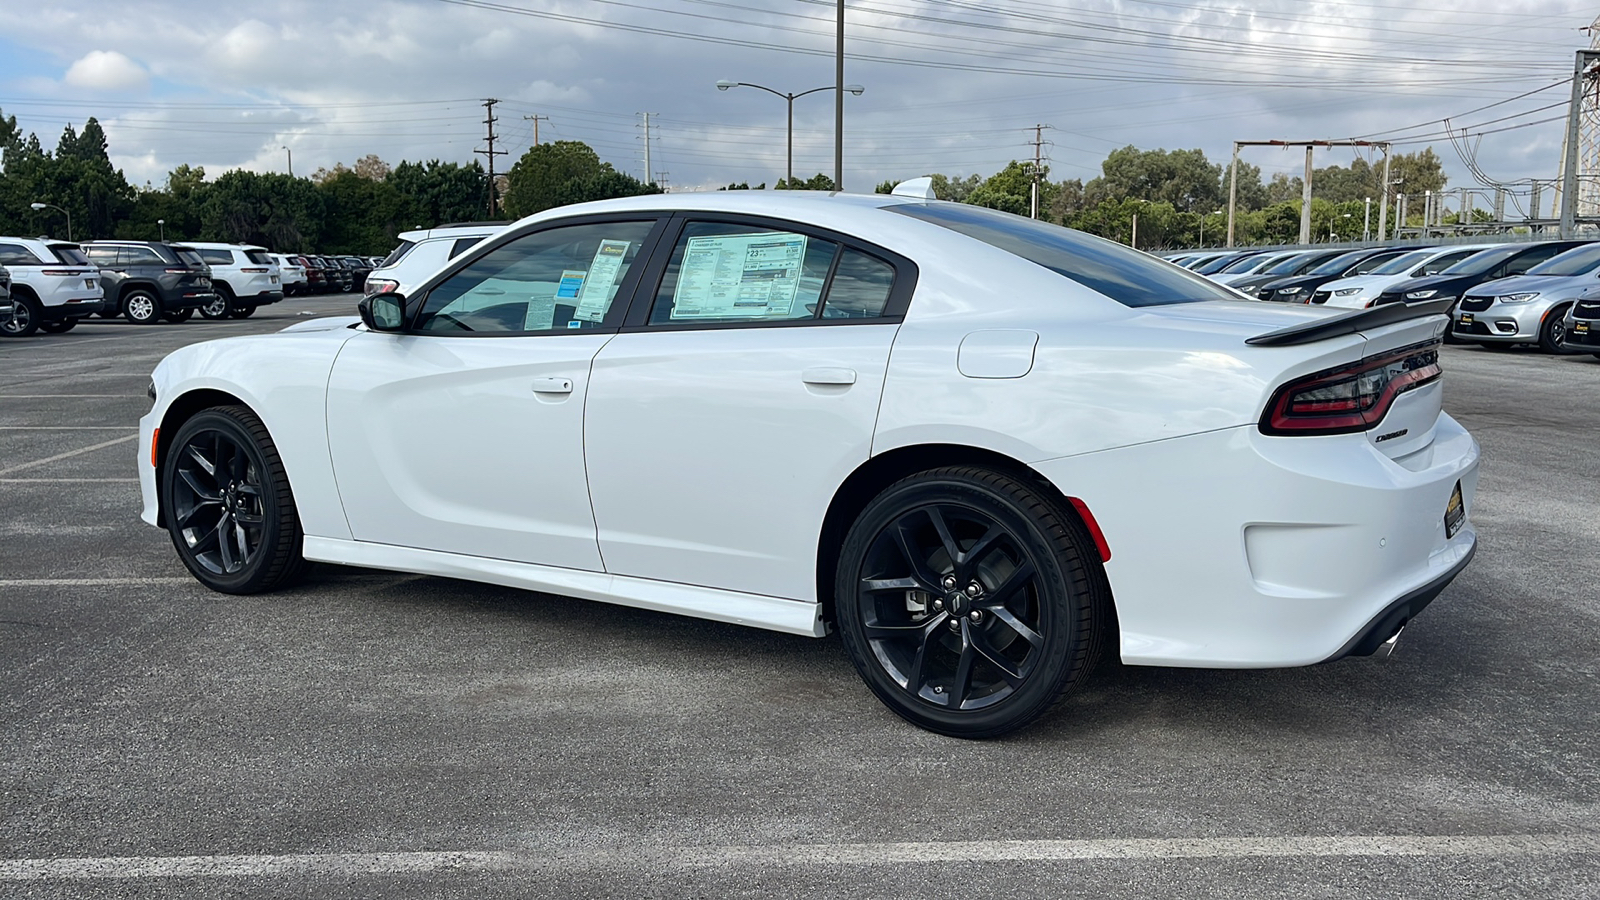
[167,290,219,311]
[1033,413,1480,668]
[1322,540,1475,661]
[241,290,286,307]
[40,295,106,322]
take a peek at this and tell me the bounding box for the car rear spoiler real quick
[1244,297,1454,347]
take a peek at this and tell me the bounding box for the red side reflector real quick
[1067,497,1111,563]
[150,428,159,468]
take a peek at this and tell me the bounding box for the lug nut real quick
[947,619,962,633]
[932,598,944,611]
[969,610,983,623]
[965,582,982,597]
[941,575,957,590]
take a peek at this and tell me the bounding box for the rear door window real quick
[122,247,164,265]
[175,249,206,268]
[198,249,234,266]
[50,246,91,265]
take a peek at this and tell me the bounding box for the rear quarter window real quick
[246,250,274,265]
[449,237,486,259]
[889,202,1238,307]
[51,246,91,265]
[379,240,416,267]
[198,249,234,266]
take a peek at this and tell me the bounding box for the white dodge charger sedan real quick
[138,187,1478,737]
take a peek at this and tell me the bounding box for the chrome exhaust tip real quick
[1372,623,1405,660]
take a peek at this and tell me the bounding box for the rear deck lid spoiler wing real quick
[1244,297,1454,346]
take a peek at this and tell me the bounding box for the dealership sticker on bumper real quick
[1458,313,1474,327]
[1445,481,1465,540]
[1576,321,1590,334]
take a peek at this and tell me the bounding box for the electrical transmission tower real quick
[1571,19,1600,218]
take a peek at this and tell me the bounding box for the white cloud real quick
[63,50,150,92]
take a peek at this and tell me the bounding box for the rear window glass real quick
[175,249,206,267]
[198,249,234,265]
[245,249,274,265]
[1262,253,1317,275]
[379,240,415,268]
[889,202,1233,307]
[51,246,91,265]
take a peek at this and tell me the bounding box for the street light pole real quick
[836,0,845,190]
[717,81,863,188]
[29,202,71,241]
[157,218,165,241]
[282,146,293,177]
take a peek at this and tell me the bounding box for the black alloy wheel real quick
[164,308,194,323]
[229,304,256,319]
[1,296,40,337]
[835,467,1108,738]
[200,289,232,319]
[123,289,162,325]
[1539,307,1572,354]
[39,319,77,333]
[162,406,308,593]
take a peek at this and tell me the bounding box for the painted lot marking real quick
[0,478,138,483]
[0,577,193,588]
[2,833,1598,880]
[0,427,139,430]
[0,434,140,476]
[0,394,143,398]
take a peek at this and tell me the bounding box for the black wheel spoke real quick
[217,515,238,571]
[864,612,946,642]
[949,628,979,707]
[861,575,921,594]
[987,605,1044,648]
[178,468,219,502]
[902,617,945,695]
[891,522,944,591]
[926,506,962,569]
[186,444,215,478]
[968,629,1026,687]
[954,524,1006,581]
[233,509,264,526]
[981,560,1037,607]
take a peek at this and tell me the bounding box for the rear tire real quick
[229,304,257,319]
[123,289,162,325]
[162,406,309,594]
[834,466,1109,738]
[164,308,194,323]
[1,295,41,337]
[39,319,77,334]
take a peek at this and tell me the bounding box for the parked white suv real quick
[0,236,104,337]
[271,254,308,295]
[365,222,505,296]
[185,242,283,319]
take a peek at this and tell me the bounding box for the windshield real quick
[1527,243,1600,276]
[1366,249,1433,275]
[1309,250,1372,276]
[1191,254,1241,274]
[1441,245,1522,276]
[1219,253,1279,274]
[889,202,1239,307]
[1260,253,1312,273]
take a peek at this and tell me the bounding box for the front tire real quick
[229,304,257,319]
[200,290,232,319]
[1538,306,1572,354]
[123,289,162,325]
[164,308,194,323]
[162,406,309,594]
[39,319,78,333]
[834,466,1108,738]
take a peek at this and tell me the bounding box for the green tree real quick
[389,159,488,227]
[927,173,982,203]
[775,173,836,190]
[1084,146,1222,211]
[503,141,608,216]
[202,170,324,250]
[318,169,408,253]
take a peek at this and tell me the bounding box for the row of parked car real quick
[0,236,381,337]
[1164,240,1600,356]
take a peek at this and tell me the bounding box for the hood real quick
[1460,272,1592,299]
[1383,272,1484,297]
[277,315,362,334]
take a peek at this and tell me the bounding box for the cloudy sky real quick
[0,0,1594,208]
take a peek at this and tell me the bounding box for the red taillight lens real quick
[40,269,81,276]
[240,267,270,273]
[366,279,399,294]
[1260,341,1441,435]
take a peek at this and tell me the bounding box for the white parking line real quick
[0,478,139,483]
[0,577,192,587]
[0,434,139,475]
[0,426,139,430]
[2,833,1597,880]
[1,394,142,398]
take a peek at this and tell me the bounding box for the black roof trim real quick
[1245,297,1454,346]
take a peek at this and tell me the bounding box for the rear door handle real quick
[802,367,856,385]
[532,376,574,394]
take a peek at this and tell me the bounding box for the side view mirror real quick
[358,292,407,332]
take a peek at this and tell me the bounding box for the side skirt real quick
[301,536,827,637]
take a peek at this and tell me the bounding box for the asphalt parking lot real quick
[2,298,1598,898]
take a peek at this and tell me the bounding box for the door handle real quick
[532,376,574,394]
[802,367,856,385]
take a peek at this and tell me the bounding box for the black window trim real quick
[617,211,918,333]
[398,212,672,338]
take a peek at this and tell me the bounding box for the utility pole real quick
[522,114,549,146]
[476,98,506,218]
[640,112,655,184]
[835,0,844,190]
[1300,145,1314,245]
[1377,144,1392,241]
[1560,49,1600,238]
[1028,124,1050,219]
[1227,141,1239,247]
[655,171,670,192]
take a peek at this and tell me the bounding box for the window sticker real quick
[574,239,632,322]
[556,269,587,300]
[670,232,808,319]
[522,283,558,331]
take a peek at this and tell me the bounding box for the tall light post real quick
[157,218,166,241]
[835,0,845,190]
[282,145,293,177]
[29,202,71,241]
[1199,207,1223,247]
[1362,196,1372,241]
[717,80,863,188]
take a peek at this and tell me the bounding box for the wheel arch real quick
[815,442,1117,633]
[152,388,251,526]
[8,283,40,303]
[117,280,161,303]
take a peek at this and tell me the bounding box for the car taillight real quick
[165,268,190,274]
[366,279,399,294]
[40,269,80,276]
[241,267,270,273]
[1260,341,1441,436]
